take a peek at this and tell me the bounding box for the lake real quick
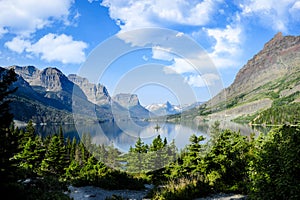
[32,120,270,153]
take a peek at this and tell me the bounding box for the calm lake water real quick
[32,120,270,153]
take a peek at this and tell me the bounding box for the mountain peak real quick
[194,33,300,121]
[113,93,140,108]
[68,74,110,105]
[263,32,284,50]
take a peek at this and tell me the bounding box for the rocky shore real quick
[67,185,247,200]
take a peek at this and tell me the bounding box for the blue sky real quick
[0,0,299,106]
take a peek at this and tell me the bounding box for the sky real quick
[0,0,299,106]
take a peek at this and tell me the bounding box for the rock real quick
[68,74,111,105]
[113,93,140,108]
[84,194,96,198]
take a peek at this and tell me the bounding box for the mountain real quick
[68,74,111,105]
[5,66,113,123]
[176,32,300,124]
[68,74,151,120]
[3,66,151,123]
[1,67,74,123]
[146,101,181,116]
[112,93,151,119]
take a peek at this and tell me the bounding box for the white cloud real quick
[4,37,31,54]
[152,46,174,61]
[164,57,195,74]
[5,34,88,64]
[0,0,73,37]
[101,0,223,31]
[176,32,184,37]
[240,0,298,32]
[185,73,220,87]
[289,1,300,20]
[28,34,88,64]
[205,24,243,68]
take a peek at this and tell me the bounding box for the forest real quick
[1,70,300,200]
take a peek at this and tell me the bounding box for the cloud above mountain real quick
[5,34,87,64]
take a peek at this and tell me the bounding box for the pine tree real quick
[14,136,45,176]
[147,135,168,171]
[19,120,35,149]
[40,134,67,176]
[126,137,148,173]
[0,68,18,183]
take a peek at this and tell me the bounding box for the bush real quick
[151,177,211,200]
[249,125,300,199]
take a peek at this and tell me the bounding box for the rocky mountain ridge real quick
[68,74,111,105]
[3,65,151,123]
[178,32,300,123]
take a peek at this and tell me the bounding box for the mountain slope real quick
[178,32,300,124]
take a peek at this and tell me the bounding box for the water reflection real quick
[34,120,270,152]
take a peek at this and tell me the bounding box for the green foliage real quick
[249,125,300,199]
[251,102,300,125]
[14,136,45,177]
[125,135,177,175]
[0,176,70,200]
[151,177,211,200]
[0,68,19,183]
[203,129,251,193]
[40,134,68,176]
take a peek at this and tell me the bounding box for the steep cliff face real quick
[11,66,87,107]
[11,66,72,92]
[113,93,140,108]
[229,32,300,98]
[68,74,111,105]
[5,65,151,122]
[113,93,150,119]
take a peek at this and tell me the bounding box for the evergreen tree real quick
[126,137,148,173]
[106,143,121,169]
[0,68,18,183]
[40,134,67,176]
[0,68,17,129]
[182,134,205,174]
[147,135,168,171]
[250,125,300,199]
[14,136,45,176]
[204,129,250,192]
[19,120,36,149]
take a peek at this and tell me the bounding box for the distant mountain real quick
[181,102,203,111]
[146,101,181,116]
[2,66,151,123]
[176,32,300,124]
[113,93,151,119]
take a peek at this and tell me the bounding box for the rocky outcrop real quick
[113,93,140,108]
[5,65,151,122]
[68,74,111,105]
[113,93,150,119]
